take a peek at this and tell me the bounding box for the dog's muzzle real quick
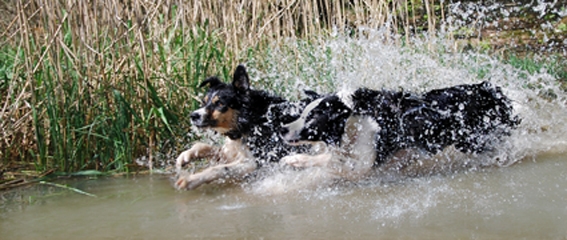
[190,108,208,127]
[279,124,302,145]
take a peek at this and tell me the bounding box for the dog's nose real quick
[190,112,201,122]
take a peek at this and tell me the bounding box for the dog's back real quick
[421,81,519,151]
[353,81,520,163]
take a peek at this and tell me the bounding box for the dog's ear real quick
[303,90,321,100]
[232,65,250,93]
[199,77,222,88]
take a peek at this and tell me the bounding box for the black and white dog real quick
[279,82,520,180]
[175,65,312,190]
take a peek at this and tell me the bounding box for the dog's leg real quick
[175,142,220,171]
[282,152,374,181]
[281,153,333,168]
[176,137,245,171]
[175,159,257,190]
[287,150,375,181]
[175,138,255,190]
[328,116,377,180]
[282,116,378,180]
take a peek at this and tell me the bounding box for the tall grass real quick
[0,0,564,173]
[0,0,449,173]
[1,1,236,172]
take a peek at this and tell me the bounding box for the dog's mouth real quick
[280,125,305,146]
[192,118,234,134]
[193,124,210,130]
[284,138,300,145]
[190,109,221,129]
[191,120,219,130]
[190,107,238,134]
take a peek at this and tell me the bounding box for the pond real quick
[1,151,566,239]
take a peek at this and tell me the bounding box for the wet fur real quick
[280,81,521,180]
[175,65,310,190]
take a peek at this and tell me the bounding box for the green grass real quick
[1,22,234,173]
[505,54,567,84]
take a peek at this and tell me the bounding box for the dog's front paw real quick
[175,174,202,190]
[175,143,211,171]
[175,151,192,171]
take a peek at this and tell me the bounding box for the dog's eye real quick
[215,101,228,110]
[211,99,223,107]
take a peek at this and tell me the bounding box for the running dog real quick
[175,65,313,190]
[279,82,520,180]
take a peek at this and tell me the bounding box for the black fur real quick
[267,92,321,126]
[194,65,309,165]
[285,81,520,165]
[357,81,520,163]
[280,95,353,146]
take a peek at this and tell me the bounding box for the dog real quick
[279,81,521,180]
[175,65,313,190]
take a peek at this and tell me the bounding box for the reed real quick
[1,1,240,172]
[0,0,504,173]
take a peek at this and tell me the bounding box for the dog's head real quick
[190,65,250,135]
[279,93,353,146]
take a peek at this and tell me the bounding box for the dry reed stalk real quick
[3,0,445,52]
[0,0,447,170]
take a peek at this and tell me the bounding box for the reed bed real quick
[0,0,446,173]
[7,0,559,173]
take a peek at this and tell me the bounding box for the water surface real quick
[2,153,566,239]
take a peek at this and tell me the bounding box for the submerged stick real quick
[39,181,97,198]
[0,169,56,191]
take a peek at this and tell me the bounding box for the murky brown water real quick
[1,152,566,239]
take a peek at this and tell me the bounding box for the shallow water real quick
[4,7,567,238]
[1,153,566,239]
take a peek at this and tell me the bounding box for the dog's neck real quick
[224,130,243,140]
[224,90,285,141]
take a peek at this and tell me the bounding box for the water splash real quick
[245,28,567,194]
